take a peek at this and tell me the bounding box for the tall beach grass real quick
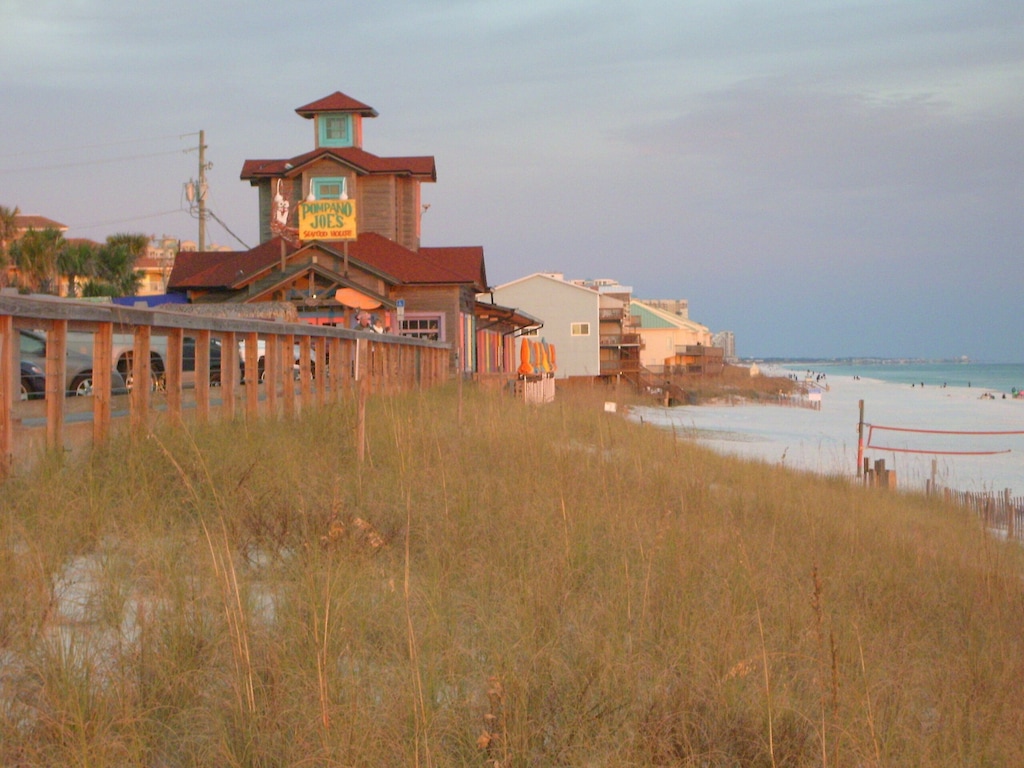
[1,383,1023,766]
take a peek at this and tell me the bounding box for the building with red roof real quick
[168,90,536,374]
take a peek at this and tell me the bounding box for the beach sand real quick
[631,374,1024,497]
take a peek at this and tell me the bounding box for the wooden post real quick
[856,399,864,478]
[0,314,13,476]
[282,333,296,418]
[93,322,113,445]
[457,348,463,425]
[165,328,183,422]
[130,325,151,434]
[45,319,67,449]
[195,329,211,424]
[244,332,259,418]
[315,336,327,407]
[356,337,367,463]
[221,331,237,421]
[1007,489,1015,540]
[328,336,343,402]
[299,335,312,408]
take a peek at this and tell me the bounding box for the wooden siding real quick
[397,177,420,251]
[360,176,397,240]
[395,285,467,369]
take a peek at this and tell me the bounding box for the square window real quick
[400,315,443,341]
[319,113,353,147]
[312,177,347,200]
[571,322,590,336]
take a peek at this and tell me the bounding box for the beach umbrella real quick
[539,340,551,373]
[333,288,382,310]
[517,337,534,375]
[549,343,557,372]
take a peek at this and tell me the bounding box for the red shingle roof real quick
[14,214,67,232]
[420,246,487,292]
[240,147,435,182]
[295,92,378,118]
[169,238,292,289]
[348,234,476,287]
[168,234,485,292]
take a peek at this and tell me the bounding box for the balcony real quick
[674,344,723,357]
[600,333,643,348]
[600,358,642,374]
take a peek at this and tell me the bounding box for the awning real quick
[474,300,543,333]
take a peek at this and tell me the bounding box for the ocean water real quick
[779,362,1024,394]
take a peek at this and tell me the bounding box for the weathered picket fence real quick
[935,485,1024,542]
[1,293,450,476]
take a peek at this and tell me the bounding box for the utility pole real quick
[198,130,209,251]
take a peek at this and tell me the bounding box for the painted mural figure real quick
[269,179,299,241]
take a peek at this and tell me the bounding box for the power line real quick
[70,209,185,231]
[206,208,251,250]
[0,133,190,160]
[0,149,185,175]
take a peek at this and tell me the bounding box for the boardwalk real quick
[1,294,450,475]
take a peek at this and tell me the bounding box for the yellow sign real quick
[298,199,357,241]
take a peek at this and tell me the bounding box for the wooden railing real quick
[1,294,450,475]
[599,333,643,347]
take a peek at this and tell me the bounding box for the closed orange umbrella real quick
[549,343,557,372]
[517,337,534,375]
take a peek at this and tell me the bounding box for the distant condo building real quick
[641,298,690,320]
[713,330,736,362]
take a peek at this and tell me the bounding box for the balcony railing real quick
[600,333,643,348]
[600,359,642,374]
[674,344,723,358]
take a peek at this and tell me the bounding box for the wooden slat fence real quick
[936,486,1024,542]
[1,294,450,476]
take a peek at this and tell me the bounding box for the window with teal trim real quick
[312,177,347,200]
[319,113,352,147]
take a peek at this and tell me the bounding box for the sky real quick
[2,0,1022,361]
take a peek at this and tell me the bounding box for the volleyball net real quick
[864,424,1024,456]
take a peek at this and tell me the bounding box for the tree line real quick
[0,204,148,297]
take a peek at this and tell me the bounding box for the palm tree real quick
[58,240,98,297]
[88,238,143,297]
[106,232,150,259]
[0,204,20,288]
[10,226,64,293]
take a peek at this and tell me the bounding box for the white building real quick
[630,300,714,373]
[489,273,602,378]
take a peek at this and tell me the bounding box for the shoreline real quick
[632,372,1024,497]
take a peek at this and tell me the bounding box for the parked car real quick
[67,331,224,391]
[19,330,129,397]
[19,359,46,400]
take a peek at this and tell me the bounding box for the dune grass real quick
[1,382,1023,766]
